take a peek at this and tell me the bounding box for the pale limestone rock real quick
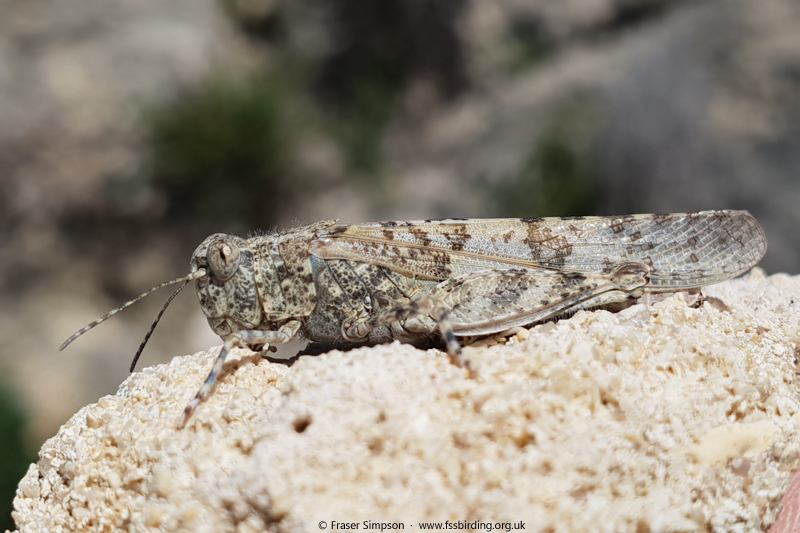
[10,272,800,533]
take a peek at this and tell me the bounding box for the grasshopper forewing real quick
[61,210,767,427]
[312,211,766,289]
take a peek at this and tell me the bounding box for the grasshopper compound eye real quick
[208,238,241,282]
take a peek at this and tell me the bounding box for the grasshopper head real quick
[191,234,263,337]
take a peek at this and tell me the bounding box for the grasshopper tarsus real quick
[177,401,198,430]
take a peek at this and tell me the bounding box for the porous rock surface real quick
[10,271,800,533]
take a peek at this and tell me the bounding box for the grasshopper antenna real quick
[59,270,207,361]
[129,276,191,373]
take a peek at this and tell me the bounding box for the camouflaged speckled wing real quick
[310,210,766,290]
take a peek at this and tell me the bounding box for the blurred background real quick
[1,0,800,527]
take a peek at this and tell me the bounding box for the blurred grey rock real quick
[0,0,246,225]
[385,0,800,273]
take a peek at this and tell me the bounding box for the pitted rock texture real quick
[10,272,800,533]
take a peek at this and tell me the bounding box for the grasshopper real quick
[61,210,767,428]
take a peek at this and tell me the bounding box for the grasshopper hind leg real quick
[428,263,649,337]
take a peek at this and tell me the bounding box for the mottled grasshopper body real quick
[61,211,767,427]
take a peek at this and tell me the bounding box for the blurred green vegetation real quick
[507,17,553,73]
[142,64,402,229]
[487,133,603,217]
[141,1,600,227]
[220,0,286,42]
[145,75,295,229]
[142,60,404,228]
[485,96,604,217]
[141,0,472,226]
[310,1,465,176]
[0,381,35,532]
[321,53,406,177]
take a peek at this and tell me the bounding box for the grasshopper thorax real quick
[191,234,263,338]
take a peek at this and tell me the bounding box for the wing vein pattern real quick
[310,210,766,290]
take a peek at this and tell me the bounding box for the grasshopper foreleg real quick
[178,320,301,428]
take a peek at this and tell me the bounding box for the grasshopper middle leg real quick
[342,294,469,371]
